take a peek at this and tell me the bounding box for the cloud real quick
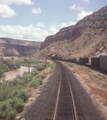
[49,25,59,34]
[36,22,45,27]
[61,21,76,28]
[32,7,42,14]
[49,21,76,34]
[82,0,89,3]
[0,25,49,41]
[0,0,33,5]
[0,5,16,18]
[77,11,93,21]
[69,4,83,11]
[0,21,76,41]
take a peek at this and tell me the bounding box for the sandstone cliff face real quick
[39,5,107,58]
[0,38,41,56]
[41,5,107,50]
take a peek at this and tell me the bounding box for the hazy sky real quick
[0,0,106,41]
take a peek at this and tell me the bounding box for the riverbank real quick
[5,66,34,80]
[0,60,55,120]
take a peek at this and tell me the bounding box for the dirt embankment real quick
[61,61,107,120]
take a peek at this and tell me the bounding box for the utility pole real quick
[45,55,47,68]
[28,61,30,73]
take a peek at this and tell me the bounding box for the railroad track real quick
[46,61,78,120]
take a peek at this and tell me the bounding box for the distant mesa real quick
[0,37,41,56]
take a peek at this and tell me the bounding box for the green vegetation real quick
[68,63,74,67]
[0,64,9,72]
[85,68,91,72]
[47,62,54,69]
[29,72,47,88]
[0,58,21,81]
[0,60,54,120]
[103,75,106,79]
[3,59,20,70]
[21,59,41,67]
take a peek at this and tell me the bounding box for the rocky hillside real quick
[40,5,107,59]
[0,38,41,56]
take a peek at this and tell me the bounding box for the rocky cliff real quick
[39,5,107,58]
[0,38,41,56]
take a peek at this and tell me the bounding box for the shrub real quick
[29,78,41,88]
[17,89,30,102]
[49,64,54,69]
[7,110,16,120]
[68,63,74,67]
[0,98,24,120]
[14,100,24,113]
[47,62,51,67]
[29,72,47,88]
[31,70,39,76]
[0,64,10,72]
[0,101,12,119]
[37,64,46,71]
[37,72,47,79]
[103,75,106,79]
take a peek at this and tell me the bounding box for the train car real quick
[67,58,76,62]
[91,57,95,68]
[99,54,107,71]
[91,57,99,69]
[79,57,89,65]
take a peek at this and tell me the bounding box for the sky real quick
[0,0,107,41]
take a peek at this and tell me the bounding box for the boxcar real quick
[79,57,89,65]
[91,57,99,69]
[99,54,107,71]
[91,58,95,68]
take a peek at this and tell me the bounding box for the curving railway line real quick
[53,62,77,120]
[18,60,104,120]
[46,61,104,120]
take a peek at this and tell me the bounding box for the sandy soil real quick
[61,61,107,120]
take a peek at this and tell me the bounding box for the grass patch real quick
[68,63,74,67]
[47,62,54,69]
[29,72,47,88]
[103,75,106,79]
[85,68,91,72]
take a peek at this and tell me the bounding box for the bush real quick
[31,70,39,76]
[68,63,74,67]
[7,110,16,120]
[0,64,10,72]
[0,98,24,120]
[29,78,41,88]
[7,97,24,113]
[37,72,47,79]
[14,100,24,113]
[29,72,47,88]
[37,64,46,71]
[3,59,20,70]
[17,89,30,102]
[0,101,12,119]
[49,64,54,69]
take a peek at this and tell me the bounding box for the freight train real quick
[51,54,107,72]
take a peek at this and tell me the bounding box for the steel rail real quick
[53,64,61,120]
[65,66,78,120]
[53,61,78,120]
